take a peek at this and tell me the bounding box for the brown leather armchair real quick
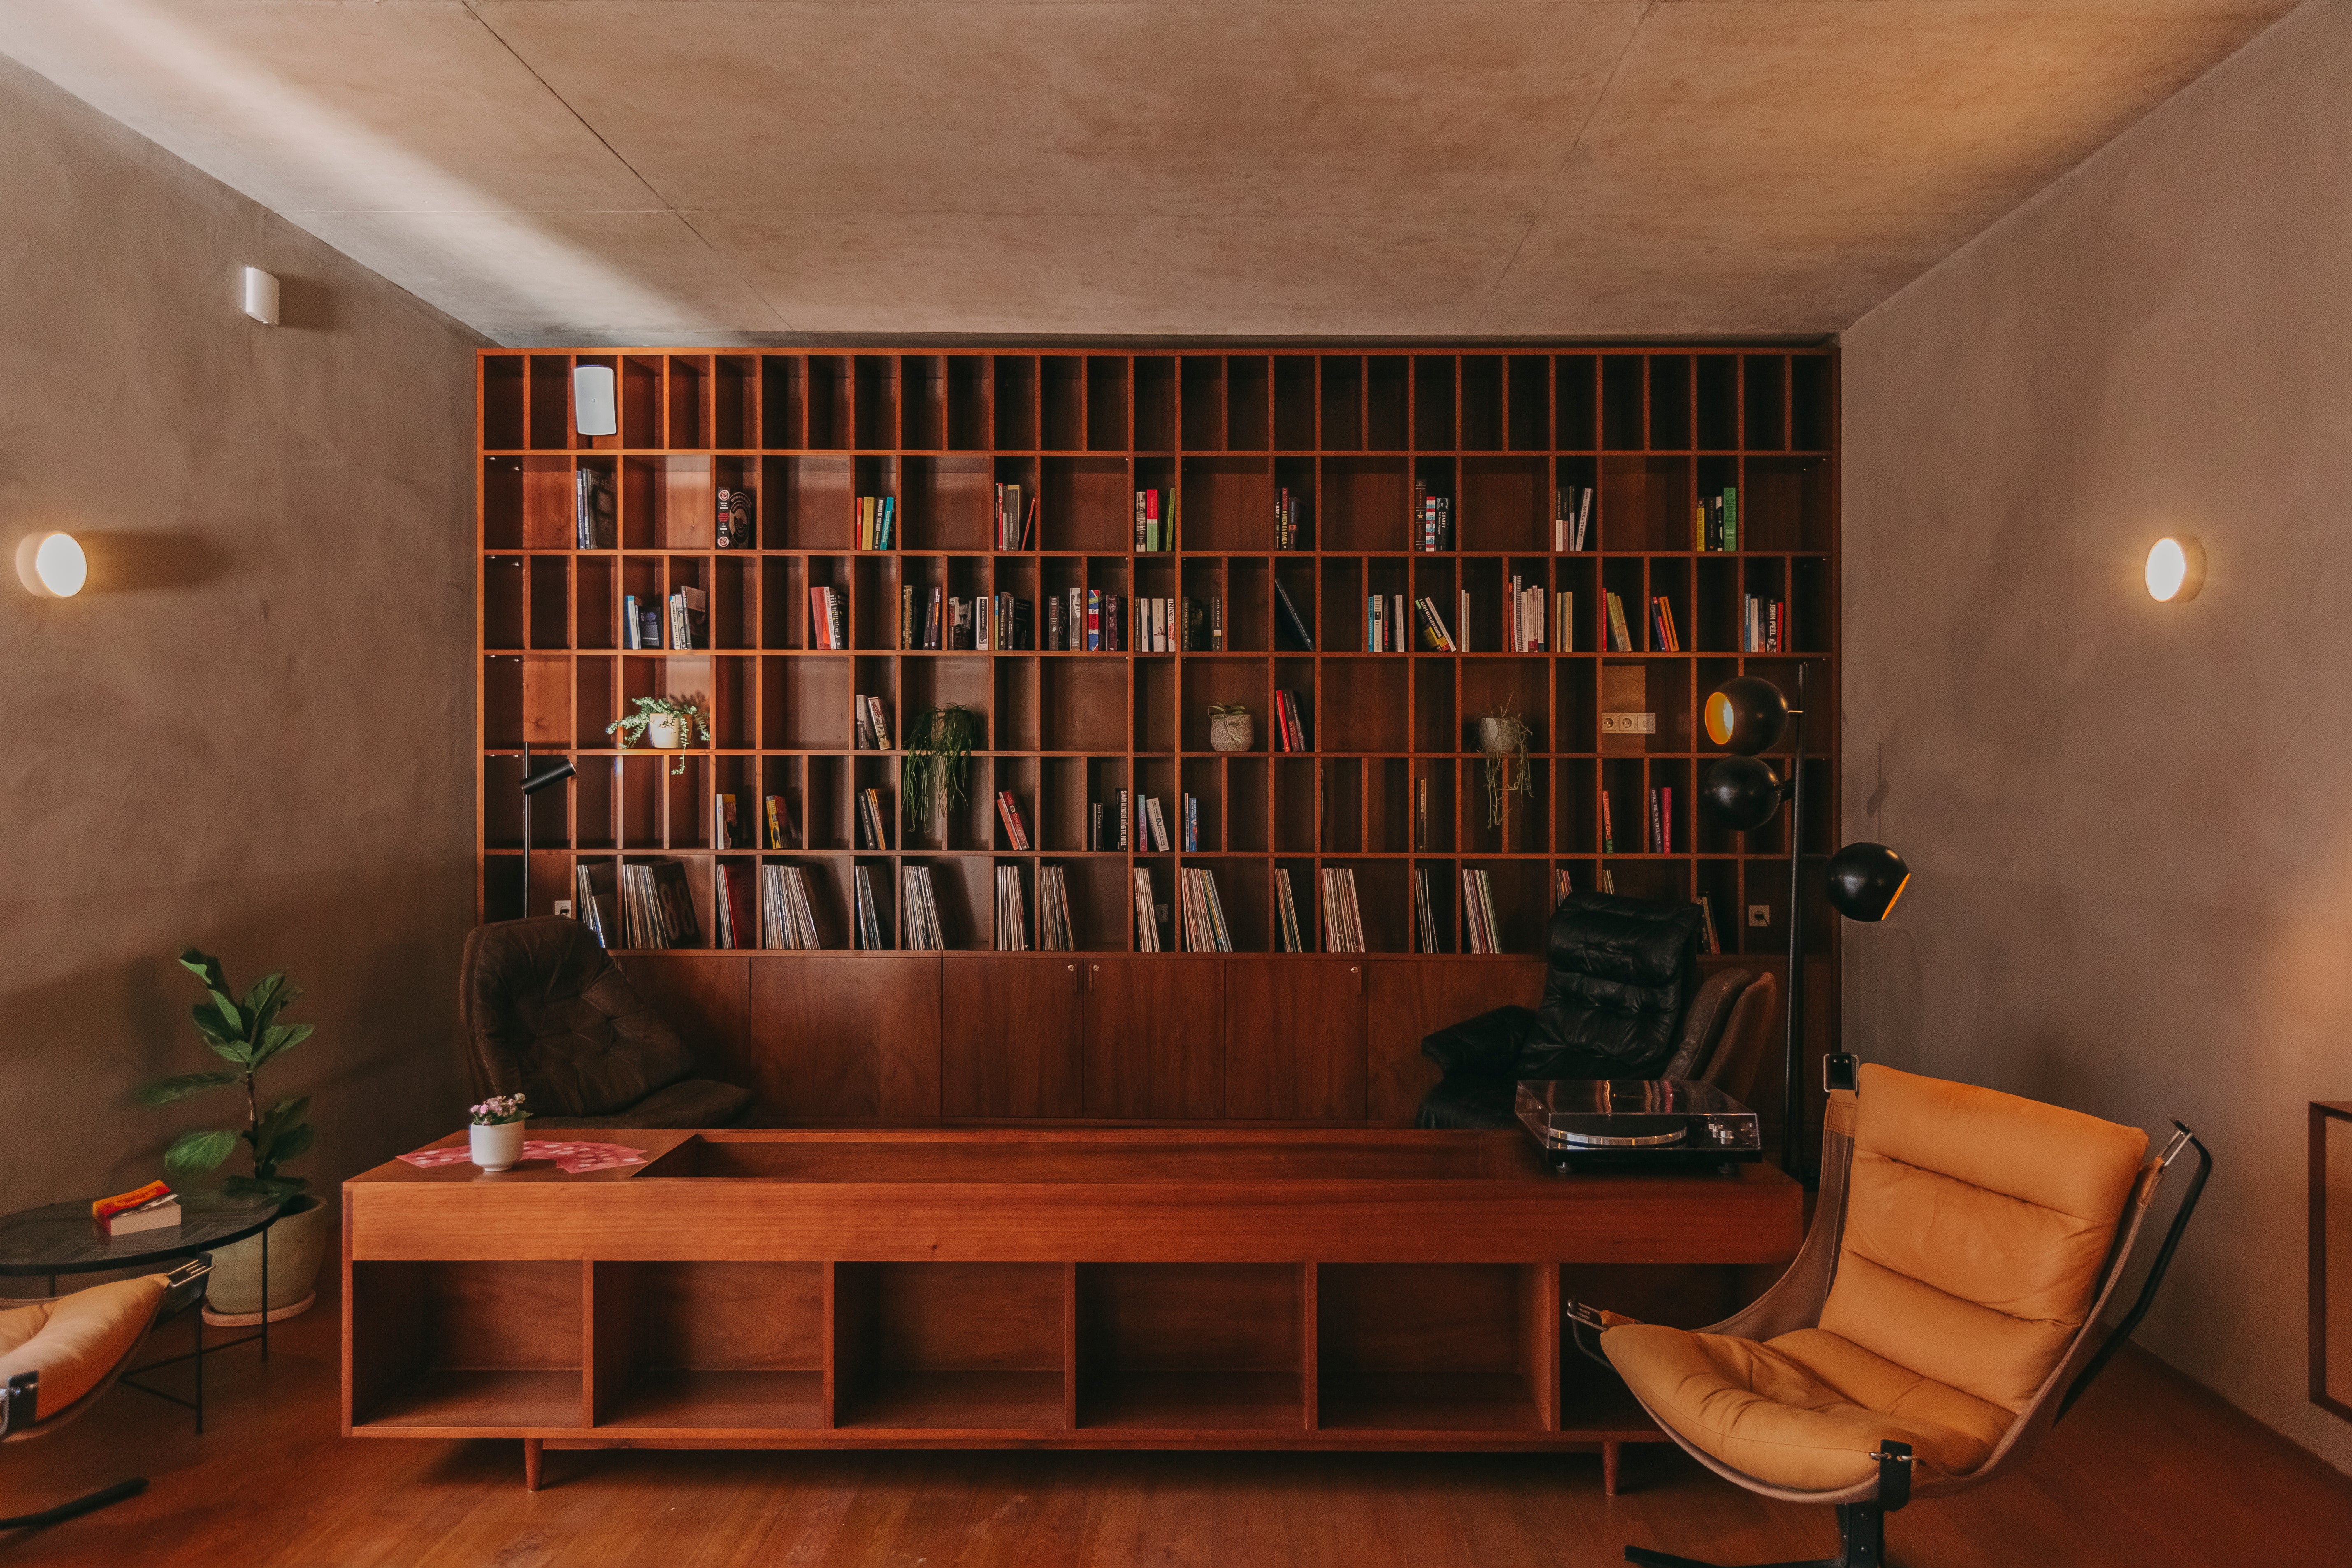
[1583,1062,2209,1568]
[458,917,756,1129]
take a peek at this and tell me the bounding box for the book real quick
[996,864,1030,951]
[93,1180,177,1234]
[996,790,1032,850]
[715,485,754,549]
[1211,595,1224,650]
[1602,790,1617,854]
[1597,867,1617,894]
[1415,596,1456,652]
[1273,689,1310,752]
[764,795,790,850]
[1115,788,1131,850]
[864,695,892,750]
[714,861,757,949]
[1698,892,1723,955]
[1273,580,1315,650]
[859,787,888,850]
[623,593,645,649]
[618,859,701,949]
[809,587,846,650]
[995,483,1025,551]
[1463,869,1500,954]
[1556,868,1572,904]
[1605,591,1633,652]
[1321,868,1365,953]
[1038,865,1074,951]
[575,466,615,550]
[902,866,944,951]
[713,793,739,849]
[1414,867,1442,953]
[1553,485,1594,552]
[1182,794,1199,853]
[1179,867,1233,952]
[1142,795,1170,853]
[1275,868,1304,952]
[1132,868,1162,952]
[1089,800,1104,851]
[573,862,618,945]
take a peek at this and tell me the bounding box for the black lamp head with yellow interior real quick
[1704,675,1789,756]
[1826,841,1911,922]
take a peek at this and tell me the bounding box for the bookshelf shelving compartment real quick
[479,346,1839,1129]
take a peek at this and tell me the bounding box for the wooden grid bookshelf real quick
[478,346,1839,973]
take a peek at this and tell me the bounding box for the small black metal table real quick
[0,1192,300,1433]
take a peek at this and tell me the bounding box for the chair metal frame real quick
[1,1257,211,1532]
[1572,1055,2212,1568]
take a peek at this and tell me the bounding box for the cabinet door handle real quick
[1351,964,1362,993]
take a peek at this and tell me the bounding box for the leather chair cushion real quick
[1535,892,1704,1075]
[1658,967,1753,1080]
[462,918,698,1118]
[1820,1064,2149,1412]
[0,1274,166,1421]
[524,1077,754,1130]
[1604,1322,2011,1493]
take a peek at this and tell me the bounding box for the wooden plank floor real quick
[6,1278,2349,1566]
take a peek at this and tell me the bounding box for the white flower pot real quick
[202,1195,328,1325]
[646,714,683,748]
[471,1120,527,1173]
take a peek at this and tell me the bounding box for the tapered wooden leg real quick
[523,1438,543,1492]
[1602,1440,1621,1496]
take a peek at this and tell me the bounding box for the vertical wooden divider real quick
[822,1259,843,1427]
[1061,1261,1081,1431]
[1521,1261,1560,1431]
[1301,1261,1320,1430]
[585,1258,643,1427]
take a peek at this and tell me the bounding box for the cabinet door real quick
[1082,957,1224,1120]
[1364,958,1545,1124]
[941,955,1085,1118]
[1224,958,1365,1121]
[748,955,941,1120]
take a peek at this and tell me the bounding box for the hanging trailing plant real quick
[902,704,982,831]
[1476,710,1535,828]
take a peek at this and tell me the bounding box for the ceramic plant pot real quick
[202,1194,328,1326]
[1475,716,1523,753]
[646,714,683,748]
[471,1119,527,1173]
[1209,713,1254,753]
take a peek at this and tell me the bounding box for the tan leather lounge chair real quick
[1573,1062,2210,1568]
[1,1258,210,1530]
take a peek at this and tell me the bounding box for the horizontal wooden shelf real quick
[357,1370,582,1433]
[837,1370,1066,1432]
[1079,1370,1305,1432]
[599,1369,823,1431]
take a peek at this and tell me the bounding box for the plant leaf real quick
[136,1071,238,1106]
[206,988,244,1037]
[224,1173,307,1201]
[248,1022,313,1071]
[203,1033,255,1067]
[268,1122,314,1164]
[164,1128,238,1177]
[178,948,225,990]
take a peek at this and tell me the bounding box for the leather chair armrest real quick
[1420,1005,1544,1079]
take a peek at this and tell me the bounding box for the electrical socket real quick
[554,899,575,919]
[1747,904,1772,928]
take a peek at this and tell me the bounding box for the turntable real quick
[1515,1079,1762,1173]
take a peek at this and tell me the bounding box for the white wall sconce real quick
[16,532,88,597]
[2145,536,2205,602]
[242,266,279,325]
[573,364,618,437]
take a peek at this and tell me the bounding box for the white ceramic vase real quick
[471,1120,527,1173]
[646,714,683,748]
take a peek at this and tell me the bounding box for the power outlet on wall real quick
[554,899,574,919]
[1748,905,1772,928]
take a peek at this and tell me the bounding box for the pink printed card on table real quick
[400,1140,647,1175]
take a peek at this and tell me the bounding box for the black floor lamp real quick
[518,743,576,918]
[1700,666,1909,1178]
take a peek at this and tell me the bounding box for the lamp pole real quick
[1780,664,1808,1179]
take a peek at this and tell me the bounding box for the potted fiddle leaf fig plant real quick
[608,695,710,773]
[136,948,330,1325]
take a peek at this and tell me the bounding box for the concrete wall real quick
[0,56,484,1215]
[1841,0,2352,1471]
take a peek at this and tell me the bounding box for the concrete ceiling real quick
[0,0,2301,344]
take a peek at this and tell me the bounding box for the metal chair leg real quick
[0,1476,147,1530]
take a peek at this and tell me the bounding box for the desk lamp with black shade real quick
[517,745,576,919]
[1700,667,1909,1178]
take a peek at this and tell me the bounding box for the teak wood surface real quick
[344,1128,1800,1477]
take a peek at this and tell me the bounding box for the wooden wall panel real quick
[617,951,749,1084]
[941,955,1083,1118]
[1224,958,1365,1121]
[1084,957,1224,1119]
[748,955,941,1120]
[1364,958,1545,1124]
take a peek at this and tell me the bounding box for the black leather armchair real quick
[1416,892,1721,1129]
[459,917,757,1129]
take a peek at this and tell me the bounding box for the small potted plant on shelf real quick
[607,695,710,774]
[1475,710,1535,828]
[468,1093,529,1173]
[136,948,330,1325]
[903,704,982,832]
[1208,703,1254,753]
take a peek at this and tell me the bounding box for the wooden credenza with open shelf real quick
[344,1129,1802,1488]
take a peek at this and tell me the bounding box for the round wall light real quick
[16,532,88,598]
[2145,536,2204,602]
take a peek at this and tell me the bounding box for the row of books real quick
[1502,576,1554,652]
[994,865,1029,950]
[575,467,615,549]
[1695,488,1738,552]
[1321,867,1366,953]
[901,867,947,952]
[621,586,706,650]
[1271,689,1312,752]
[1134,488,1179,551]
[757,863,823,948]
[1651,595,1684,653]
[856,495,899,550]
[852,865,887,949]
[996,483,1036,550]
[903,588,1033,651]
[1413,866,1443,953]
[572,861,701,950]
[1275,487,1306,551]
[1131,869,1164,952]
[1462,867,1502,954]
[1177,866,1233,952]
[1038,864,1075,950]
[1043,588,1128,651]
[1554,486,1593,552]
[852,696,893,750]
[1413,484,1453,552]
[857,787,890,849]
[1597,787,1675,854]
[808,587,849,649]
[1742,595,1788,652]
[1275,867,1306,952]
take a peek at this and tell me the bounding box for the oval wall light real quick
[16,531,87,597]
[2145,536,2205,602]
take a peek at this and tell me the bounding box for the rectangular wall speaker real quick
[573,364,618,437]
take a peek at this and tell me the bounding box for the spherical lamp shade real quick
[1702,756,1787,832]
[1826,841,1911,922]
[1703,676,1789,756]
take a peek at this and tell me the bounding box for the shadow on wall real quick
[74,530,230,593]
[0,869,474,1208]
